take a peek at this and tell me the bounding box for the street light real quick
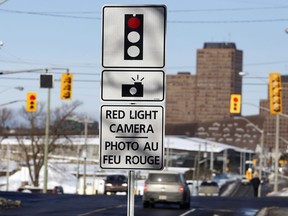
[0,0,8,5]
[234,116,264,197]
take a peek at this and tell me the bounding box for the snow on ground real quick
[0,163,77,194]
[267,188,288,197]
[2,162,288,197]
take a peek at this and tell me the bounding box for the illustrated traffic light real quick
[230,94,241,114]
[26,92,37,112]
[269,73,282,114]
[60,73,73,100]
[124,14,144,60]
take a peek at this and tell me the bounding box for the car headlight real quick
[105,183,112,187]
[122,183,128,187]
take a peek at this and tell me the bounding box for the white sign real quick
[100,105,164,170]
[102,5,166,68]
[101,70,165,101]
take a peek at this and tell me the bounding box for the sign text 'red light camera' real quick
[100,105,163,170]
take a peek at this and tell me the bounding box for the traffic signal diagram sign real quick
[26,92,37,112]
[102,5,166,68]
[60,73,73,100]
[269,73,282,114]
[230,94,241,114]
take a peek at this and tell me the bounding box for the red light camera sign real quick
[102,5,166,68]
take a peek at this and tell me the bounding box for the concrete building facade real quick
[166,42,243,124]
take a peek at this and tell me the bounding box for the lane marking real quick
[77,204,125,216]
[179,208,196,216]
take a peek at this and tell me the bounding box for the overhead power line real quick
[1,8,288,23]
[168,18,288,24]
[168,5,288,13]
[0,9,100,20]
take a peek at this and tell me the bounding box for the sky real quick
[0,0,288,122]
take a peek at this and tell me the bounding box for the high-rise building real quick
[166,42,243,124]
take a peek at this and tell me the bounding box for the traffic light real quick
[26,92,37,112]
[124,14,144,60]
[246,169,252,181]
[269,73,282,114]
[230,94,241,114]
[60,73,73,100]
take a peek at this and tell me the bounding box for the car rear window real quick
[201,181,218,186]
[148,173,179,183]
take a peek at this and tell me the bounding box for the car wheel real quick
[143,201,149,208]
[180,202,190,209]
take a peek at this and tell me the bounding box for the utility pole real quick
[83,117,88,195]
[274,114,280,192]
[43,87,51,193]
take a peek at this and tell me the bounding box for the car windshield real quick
[107,175,126,182]
[148,173,179,183]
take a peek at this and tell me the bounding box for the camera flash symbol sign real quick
[122,75,144,97]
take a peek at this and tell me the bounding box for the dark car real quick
[142,172,190,209]
[198,181,219,196]
[52,186,64,194]
[104,174,128,195]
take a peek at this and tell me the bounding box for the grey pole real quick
[83,118,88,195]
[258,131,264,197]
[43,88,51,193]
[6,142,10,191]
[127,170,135,216]
[274,114,280,192]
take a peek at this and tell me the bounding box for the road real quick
[0,182,288,216]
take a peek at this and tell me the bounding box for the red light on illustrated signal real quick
[233,97,238,102]
[128,16,141,29]
[30,95,36,100]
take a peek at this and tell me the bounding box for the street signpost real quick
[100,5,166,216]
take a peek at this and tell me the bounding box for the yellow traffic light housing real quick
[269,73,282,114]
[26,92,37,112]
[60,73,73,100]
[230,94,241,114]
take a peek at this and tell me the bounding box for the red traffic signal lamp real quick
[230,94,241,114]
[60,73,73,100]
[124,14,143,60]
[269,73,282,114]
[26,92,37,112]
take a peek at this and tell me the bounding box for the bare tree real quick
[0,108,13,128]
[15,100,82,186]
